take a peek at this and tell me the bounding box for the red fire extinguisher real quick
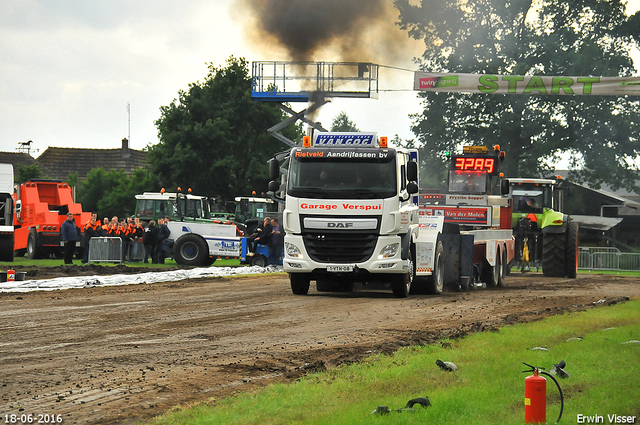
[523,362,564,424]
[7,268,15,282]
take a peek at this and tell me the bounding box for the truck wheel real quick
[290,273,310,295]
[251,254,267,267]
[0,234,14,262]
[542,232,566,277]
[392,251,414,298]
[426,241,444,295]
[565,221,579,278]
[497,248,507,287]
[203,256,216,266]
[27,229,43,260]
[482,247,503,287]
[173,234,208,266]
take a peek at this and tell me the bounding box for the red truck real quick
[13,180,92,259]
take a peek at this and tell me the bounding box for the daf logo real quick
[327,222,354,228]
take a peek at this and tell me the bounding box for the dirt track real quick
[1,271,639,425]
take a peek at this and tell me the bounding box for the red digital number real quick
[454,157,495,173]
[484,158,495,173]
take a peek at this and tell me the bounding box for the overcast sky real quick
[1,0,639,158]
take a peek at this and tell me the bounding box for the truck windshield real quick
[288,148,397,199]
[512,185,553,211]
[448,170,487,194]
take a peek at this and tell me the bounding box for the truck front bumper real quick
[283,235,409,277]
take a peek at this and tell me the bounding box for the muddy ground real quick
[1,271,639,425]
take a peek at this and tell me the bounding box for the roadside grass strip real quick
[150,298,640,425]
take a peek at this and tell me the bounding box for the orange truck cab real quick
[12,180,91,259]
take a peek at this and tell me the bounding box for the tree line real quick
[16,0,640,218]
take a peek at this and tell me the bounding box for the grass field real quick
[149,299,640,425]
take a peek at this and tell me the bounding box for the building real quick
[0,138,146,182]
[37,138,146,181]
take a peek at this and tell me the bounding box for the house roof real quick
[0,151,54,179]
[36,146,146,181]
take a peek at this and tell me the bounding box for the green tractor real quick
[508,178,578,278]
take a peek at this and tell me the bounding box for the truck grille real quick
[302,232,378,263]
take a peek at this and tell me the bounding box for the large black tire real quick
[426,241,445,295]
[27,229,43,260]
[173,234,209,266]
[0,234,14,262]
[290,273,310,295]
[392,251,414,298]
[542,231,566,277]
[566,221,579,278]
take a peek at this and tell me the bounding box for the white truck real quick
[270,132,423,297]
[269,133,516,298]
[0,164,14,261]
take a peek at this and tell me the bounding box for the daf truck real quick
[269,132,421,297]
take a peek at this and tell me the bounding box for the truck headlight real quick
[378,243,399,259]
[285,242,302,258]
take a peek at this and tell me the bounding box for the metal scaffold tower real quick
[251,61,380,147]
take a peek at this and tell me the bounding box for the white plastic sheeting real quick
[0,265,283,293]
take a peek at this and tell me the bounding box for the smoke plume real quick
[233,0,422,64]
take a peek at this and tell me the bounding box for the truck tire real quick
[250,254,267,267]
[0,234,14,262]
[497,247,507,287]
[542,231,566,277]
[425,241,444,295]
[392,251,414,298]
[482,246,504,287]
[565,221,579,278]
[290,273,310,295]
[173,234,208,266]
[27,229,43,260]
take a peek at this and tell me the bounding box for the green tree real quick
[331,111,360,132]
[78,168,159,218]
[149,56,303,201]
[396,0,640,192]
[16,164,43,183]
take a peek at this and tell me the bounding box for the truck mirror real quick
[407,182,419,194]
[268,180,280,193]
[500,179,510,195]
[240,198,249,213]
[268,158,279,180]
[407,161,418,182]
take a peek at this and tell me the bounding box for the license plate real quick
[327,265,354,272]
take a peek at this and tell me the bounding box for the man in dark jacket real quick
[268,218,283,265]
[143,221,156,263]
[155,218,170,264]
[61,212,78,265]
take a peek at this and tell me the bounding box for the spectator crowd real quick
[81,214,170,264]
